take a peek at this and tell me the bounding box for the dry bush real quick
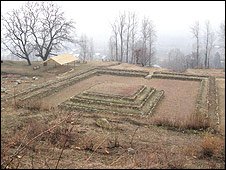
[26,116,76,148]
[47,126,76,148]
[2,119,49,160]
[76,132,112,154]
[152,115,181,129]
[1,126,30,169]
[131,147,186,169]
[132,151,159,168]
[185,112,210,130]
[152,112,211,131]
[15,99,51,111]
[161,147,186,169]
[1,112,76,169]
[199,133,224,160]
[1,129,27,162]
[26,119,49,140]
[183,144,199,158]
[79,134,99,151]
[166,159,186,169]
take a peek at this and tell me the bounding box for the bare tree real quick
[167,48,186,72]
[140,17,151,66]
[204,20,215,68]
[190,21,200,68]
[134,43,142,65]
[208,32,216,68]
[110,12,156,66]
[27,1,75,62]
[130,12,138,64]
[78,34,89,62]
[185,52,197,69]
[218,20,225,56]
[147,20,157,66]
[118,12,126,62]
[110,12,138,64]
[111,21,119,61]
[109,36,115,61]
[125,12,133,63]
[213,52,221,68]
[2,7,33,65]
[88,38,94,61]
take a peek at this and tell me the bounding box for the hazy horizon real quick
[1,1,225,58]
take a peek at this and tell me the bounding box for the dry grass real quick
[1,111,76,169]
[152,115,180,129]
[14,99,51,111]
[1,108,225,169]
[199,133,225,159]
[152,112,211,131]
[128,145,187,169]
[185,112,210,130]
[186,68,225,78]
[1,61,225,169]
[108,62,168,73]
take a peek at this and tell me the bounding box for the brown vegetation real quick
[1,61,225,169]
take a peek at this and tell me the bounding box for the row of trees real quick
[190,20,225,69]
[2,1,75,65]
[77,35,94,62]
[163,20,225,72]
[163,48,223,72]
[109,12,157,66]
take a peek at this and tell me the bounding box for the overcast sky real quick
[1,1,225,55]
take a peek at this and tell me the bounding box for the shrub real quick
[152,112,210,131]
[152,115,180,129]
[15,99,50,111]
[185,112,210,130]
[26,119,49,140]
[199,133,224,159]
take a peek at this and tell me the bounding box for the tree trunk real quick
[116,39,118,61]
[149,43,152,66]
[126,38,129,63]
[196,38,199,68]
[120,36,123,62]
[27,58,32,66]
[205,46,208,69]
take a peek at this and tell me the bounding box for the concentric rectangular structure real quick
[60,82,164,115]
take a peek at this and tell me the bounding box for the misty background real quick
[1,1,225,69]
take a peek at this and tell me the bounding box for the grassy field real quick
[1,60,225,169]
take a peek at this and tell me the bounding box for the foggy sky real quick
[1,1,225,56]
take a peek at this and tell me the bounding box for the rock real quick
[1,87,7,93]
[32,76,38,80]
[16,80,22,84]
[145,74,152,79]
[127,147,135,155]
[96,118,111,129]
[71,121,76,125]
[23,76,29,80]
[17,155,22,159]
